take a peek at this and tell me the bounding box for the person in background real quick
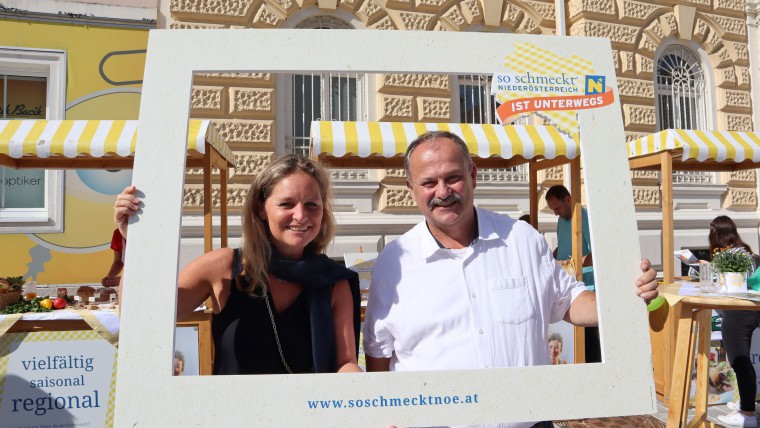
[174,350,185,376]
[101,228,125,287]
[363,131,659,428]
[114,154,362,375]
[711,216,759,428]
[544,184,600,364]
[548,333,567,365]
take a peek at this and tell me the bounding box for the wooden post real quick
[203,145,213,254]
[569,157,586,364]
[529,160,538,229]
[662,151,674,285]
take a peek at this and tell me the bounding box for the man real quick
[544,185,600,363]
[363,131,658,428]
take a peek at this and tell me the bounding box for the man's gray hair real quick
[404,131,474,179]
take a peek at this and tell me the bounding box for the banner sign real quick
[0,330,117,428]
[490,42,616,138]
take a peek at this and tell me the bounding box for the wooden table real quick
[664,285,760,427]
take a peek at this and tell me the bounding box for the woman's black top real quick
[212,248,360,375]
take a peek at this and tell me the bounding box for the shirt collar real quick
[419,208,501,259]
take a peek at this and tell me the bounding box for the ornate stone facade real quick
[168,0,757,220]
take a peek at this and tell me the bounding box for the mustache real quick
[428,193,462,209]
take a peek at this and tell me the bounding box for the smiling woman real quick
[113,154,362,375]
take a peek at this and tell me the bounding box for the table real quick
[0,306,214,375]
[661,283,760,427]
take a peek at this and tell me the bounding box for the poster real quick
[547,321,575,365]
[0,330,117,428]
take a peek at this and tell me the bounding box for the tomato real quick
[52,297,67,310]
[39,298,53,309]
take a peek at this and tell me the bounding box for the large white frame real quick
[116,30,655,426]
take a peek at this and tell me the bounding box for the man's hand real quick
[636,258,659,304]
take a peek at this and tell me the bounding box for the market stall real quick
[627,128,760,403]
[311,120,590,360]
[0,119,234,424]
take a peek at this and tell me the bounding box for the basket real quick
[0,291,21,310]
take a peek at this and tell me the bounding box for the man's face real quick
[406,138,476,233]
[546,195,572,220]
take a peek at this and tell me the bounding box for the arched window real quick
[655,44,713,184]
[286,16,367,157]
[655,45,708,130]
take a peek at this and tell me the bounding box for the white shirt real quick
[363,208,587,428]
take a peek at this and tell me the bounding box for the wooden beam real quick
[661,151,674,285]
[570,158,582,282]
[533,156,572,171]
[628,153,663,170]
[529,161,538,229]
[220,164,228,249]
[203,146,213,254]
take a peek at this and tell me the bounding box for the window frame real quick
[0,47,66,233]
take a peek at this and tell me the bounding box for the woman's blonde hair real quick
[239,154,335,296]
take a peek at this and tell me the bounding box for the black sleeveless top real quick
[212,249,361,375]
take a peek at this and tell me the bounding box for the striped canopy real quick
[627,129,760,164]
[0,119,235,169]
[311,121,577,168]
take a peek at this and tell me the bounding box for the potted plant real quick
[712,247,754,293]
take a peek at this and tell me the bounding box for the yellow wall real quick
[0,20,148,284]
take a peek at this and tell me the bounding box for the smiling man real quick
[362,131,659,428]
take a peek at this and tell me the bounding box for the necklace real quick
[262,292,293,374]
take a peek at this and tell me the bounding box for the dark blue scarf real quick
[267,247,361,373]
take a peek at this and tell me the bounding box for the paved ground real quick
[550,401,739,427]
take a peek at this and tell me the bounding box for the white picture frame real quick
[115,29,655,426]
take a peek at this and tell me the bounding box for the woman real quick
[547,333,567,365]
[710,216,759,428]
[114,155,362,374]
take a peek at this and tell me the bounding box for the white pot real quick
[722,271,748,293]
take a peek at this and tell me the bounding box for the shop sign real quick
[0,330,116,428]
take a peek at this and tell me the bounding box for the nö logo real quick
[584,75,605,95]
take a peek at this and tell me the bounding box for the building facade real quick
[0,0,152,283]
[164,0,760,274]
[2,0,760,281]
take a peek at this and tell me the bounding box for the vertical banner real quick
[0,330,117,428]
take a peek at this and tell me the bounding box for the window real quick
[285,16,367,158]
[457,74,527,182]
[655,44,712,184]
[655,45,708,130]
[0,48,65,233]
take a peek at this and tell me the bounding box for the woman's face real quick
[548,340,562,358]
[174,358,184,375]
[260,171,324,260]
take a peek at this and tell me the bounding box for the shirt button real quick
[471,292,477,298]
[479,329,484,335]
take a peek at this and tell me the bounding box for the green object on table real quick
[647,296,666,312]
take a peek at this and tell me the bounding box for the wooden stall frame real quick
[628,132,760,405]
[0,119,233,375]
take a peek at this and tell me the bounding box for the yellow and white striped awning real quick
[0,119,235,169]
[628,129,760,163]
[311,121,578,166]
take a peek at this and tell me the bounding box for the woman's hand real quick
[114,185,140,239]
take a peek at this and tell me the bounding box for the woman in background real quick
[712,216,759,428]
